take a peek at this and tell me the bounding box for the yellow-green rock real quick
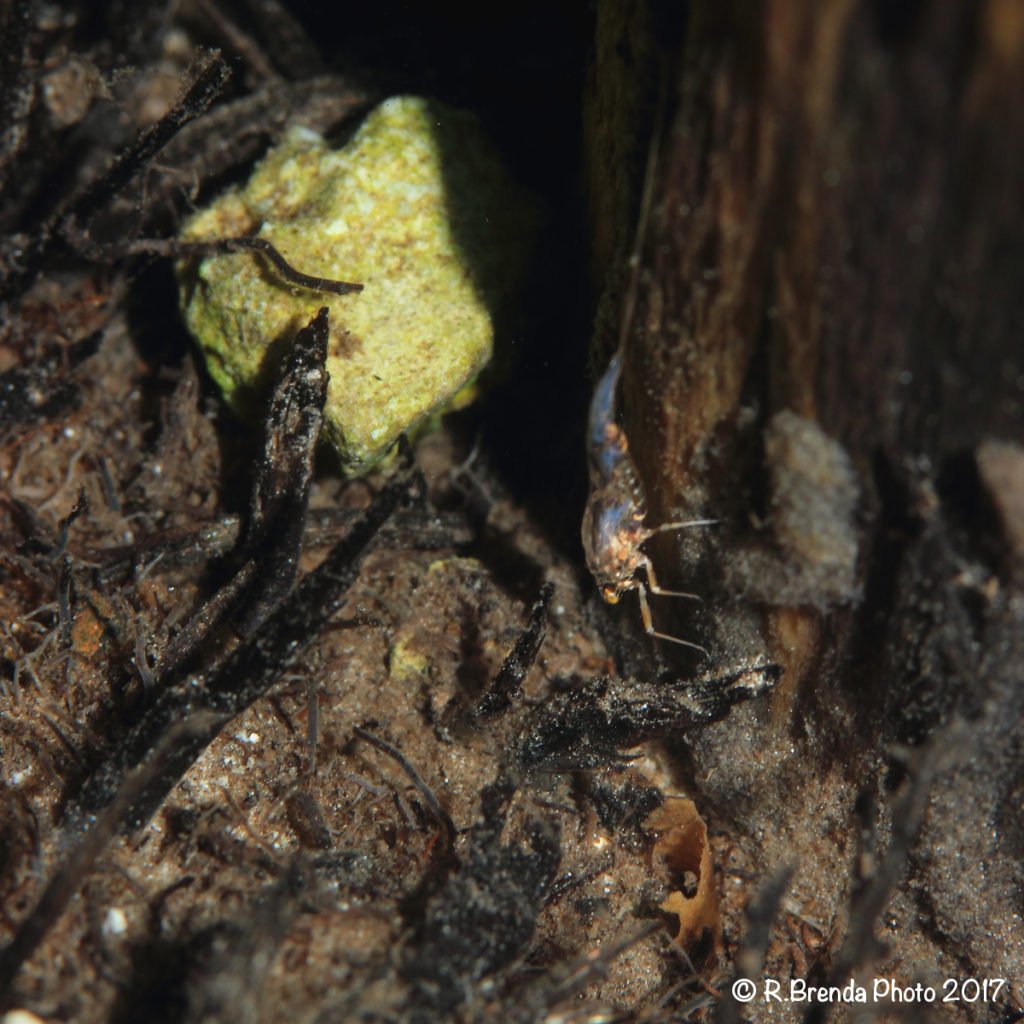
[177,96,535,472]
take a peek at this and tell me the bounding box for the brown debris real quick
[646,797,721,953]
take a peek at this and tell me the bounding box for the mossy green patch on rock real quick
[178,96,536,472]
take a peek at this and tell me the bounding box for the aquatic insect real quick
[581,113,713,654]
[581,347,714,653]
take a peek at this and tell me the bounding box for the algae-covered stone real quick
[178,96,535,472]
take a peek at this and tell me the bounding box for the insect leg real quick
[642,556,700,601]
[636,578,708,655]
[647,518,718,535]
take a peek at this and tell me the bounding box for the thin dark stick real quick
[66,52,231,231]
[195,0,279,82]
[353,726,456,845]
[715,866,794,1024]
[52,488,88,559]
[473,582,553,720]
[96,455,121,513]
[56,557,73,649]
[306,677,318,774]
